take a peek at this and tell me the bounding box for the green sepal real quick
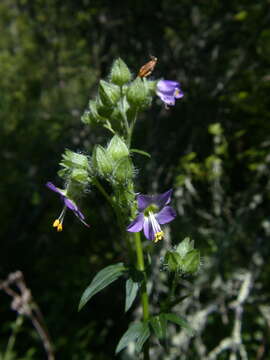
[176,237,194,258]
[164,251,182,272]
[110,58,132,86]
[181,249,200,274]
[92,145,113,177]
[107,135,129,162]
[99,80,121,106]
[58,150,90,183]
[126,77,151,108]
[113,156,133,183]
[88,100,107,123]
[78,263,126,311]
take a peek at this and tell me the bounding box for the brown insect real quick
[137,56,158,78]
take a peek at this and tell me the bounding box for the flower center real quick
[174,88,179,97]
[144,203,159,216]
[149,211,164,243]
[52,207,67,232]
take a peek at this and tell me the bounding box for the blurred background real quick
[0,0,270,359]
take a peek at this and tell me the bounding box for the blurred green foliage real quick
[0,0,270,358]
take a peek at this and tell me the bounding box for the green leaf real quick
[79,263,126,311]
[135,323,150,354]
[115,322,143,354]
[125,278,139,312]
[130,148,151,158]
[164,313,194,336]
[150,314,167,340]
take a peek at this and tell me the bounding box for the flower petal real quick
[137,194,153,212]
[157,80,180,93]
[174,88,184,99]
[127,213,144,232]
[156,206,177,225]
[64,197,78,211]
[153,189,173,208]
[156,92,176,106]
[143,217,155,241]
[46,182,65,196]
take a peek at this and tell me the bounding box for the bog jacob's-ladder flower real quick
[46,182,89,231]
[127,189,176,242]
[156,80,184,106]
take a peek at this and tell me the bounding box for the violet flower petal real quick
[64,197,78,211]
[127,213,145,232]
[46,182,64,196]
[137,194,153,212]
[156,205,177,225]
[157,80,180,92]
[143,217,155,241]
[153,189,173,208]
[156,92,176,106]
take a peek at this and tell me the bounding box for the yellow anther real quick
[154,231,164,243]
[53,219,60,228]
[57,223,63,232]
[53,219,63,232]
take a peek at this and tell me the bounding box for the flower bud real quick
[164,251,182,272]
[58,150,90,183]
[113,157,133,183]
[99,80,121,106]
[126,77,151,108]
[180,250,200,274]
[109,58,132,86]
[92,145,113,177]
[107,135,129,162]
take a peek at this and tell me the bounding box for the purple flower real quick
[156,80,184,106]
[127,189,176,242]
[46,182,89,231]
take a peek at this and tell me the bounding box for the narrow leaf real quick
[79,263,126,311]
[135,323,150,354]
[164,313,194,336]
[115,322,143,354]
[125,278,139,312]
[130,148,151,158]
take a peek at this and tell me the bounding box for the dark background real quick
[0,0,270,359]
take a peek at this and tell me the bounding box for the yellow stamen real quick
[154,231,164,243]
[52,219,63,232]
[53,219,60,228]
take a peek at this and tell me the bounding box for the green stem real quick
[134,232,150,360]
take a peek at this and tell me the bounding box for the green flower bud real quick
[126,77,151,108]
[81,100,107,125]
[164,251,182,272]
[176,237,194,257]
[58,150,90,183]
[164,237,200,274]
[92,145,113,177]
[181,250,200,274]
[113,156,133,183]
[99,80,121,106]
[107,135,129,162]
[109,58,132,86]
[70,168,90,184]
